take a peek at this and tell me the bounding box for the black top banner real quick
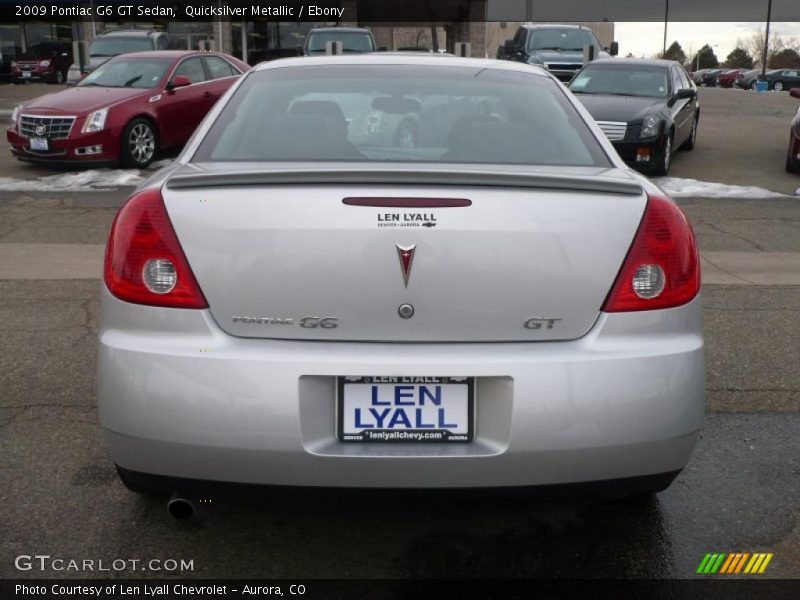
[2,0,799,23]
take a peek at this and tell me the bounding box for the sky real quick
[615,22,800,62]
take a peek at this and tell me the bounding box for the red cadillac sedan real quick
[7,51,249,168]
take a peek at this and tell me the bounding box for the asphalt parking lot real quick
[1,83,799,580]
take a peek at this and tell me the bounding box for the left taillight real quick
[104,188,208,309]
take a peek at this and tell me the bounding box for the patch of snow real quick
[0,159,174,192]
[653,177,787,199]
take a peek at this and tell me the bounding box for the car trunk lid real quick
[162,163,646,342]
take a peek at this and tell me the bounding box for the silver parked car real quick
[98,55,703,510]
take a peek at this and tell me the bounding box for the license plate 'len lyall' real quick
[337,376,474,443]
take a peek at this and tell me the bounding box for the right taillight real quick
[602,193,700,312]
[104,187,208,309]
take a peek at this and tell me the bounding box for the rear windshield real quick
[89,37,153,58]
[306,32,375,53]
[192,64,610,167]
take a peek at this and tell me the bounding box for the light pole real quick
[663,0,669,56]
[761,0,773,78]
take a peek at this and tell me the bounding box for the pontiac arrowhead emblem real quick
[396,244,416,288]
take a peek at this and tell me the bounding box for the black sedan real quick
[764,69,800,92]
[699,69,725,87]
[569,58,699,175]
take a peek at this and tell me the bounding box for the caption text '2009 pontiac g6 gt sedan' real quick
[98,55,703,502]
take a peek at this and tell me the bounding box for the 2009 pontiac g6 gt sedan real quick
[98,55,704,499]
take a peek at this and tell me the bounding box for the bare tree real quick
[740,29,789,68]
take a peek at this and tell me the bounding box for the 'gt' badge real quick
[396,244,416,288]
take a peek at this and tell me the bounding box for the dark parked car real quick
[67,29,171,84]
[569,58,699,175]
[763,69,800,91]
[8,51,248,168]
[786,88,800,173]
[303,27,376,55]
[690,68,712,84]
[699,69,724,87]
[501,24,618,82]
[10,42,73,84]
[715,68,746,88]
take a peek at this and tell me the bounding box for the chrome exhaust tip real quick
[167,493,195,520]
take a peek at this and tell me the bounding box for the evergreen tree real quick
[660,41,687,64]
[725,47,754,69]
[690,45,720,70]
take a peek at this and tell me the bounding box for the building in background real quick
[1,1,614,79]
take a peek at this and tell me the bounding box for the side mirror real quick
[673,88,696,102]
[790,88,800,100]
[167,75,191,90]
[609,41,619,56]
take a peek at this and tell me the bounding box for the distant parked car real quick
[714,68,746,88]
[10,42,73,84]
[67,30,171,84]
[303,27,376,55]
[735,69,760,89]
[699,69,724,86]
[569,58,699,175]
[763,69,800,91]
[501,24,618,82]
[690,68,712,84]
[786,88,800,173]
[8,51,248,168]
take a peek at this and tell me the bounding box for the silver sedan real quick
[98,55,703,509]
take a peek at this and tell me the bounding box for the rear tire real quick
[773,81,784,92]
[120,117,158,168]
[750,80,759,90]
[787,141,800,174]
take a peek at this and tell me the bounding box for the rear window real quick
[89,36,153,58]
[306,31,375,53]
[192,64,610,167]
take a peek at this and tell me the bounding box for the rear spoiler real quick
[165,166,643,196]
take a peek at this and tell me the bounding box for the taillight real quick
[104,188,208,309]
[602,193,699,312]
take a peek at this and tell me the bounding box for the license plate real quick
[22,71,31,79]
[337,376,474,443]
[30,138,48,151]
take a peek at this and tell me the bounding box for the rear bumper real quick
[98,289,705,489]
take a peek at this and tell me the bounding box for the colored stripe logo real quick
[697,552,773,574]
